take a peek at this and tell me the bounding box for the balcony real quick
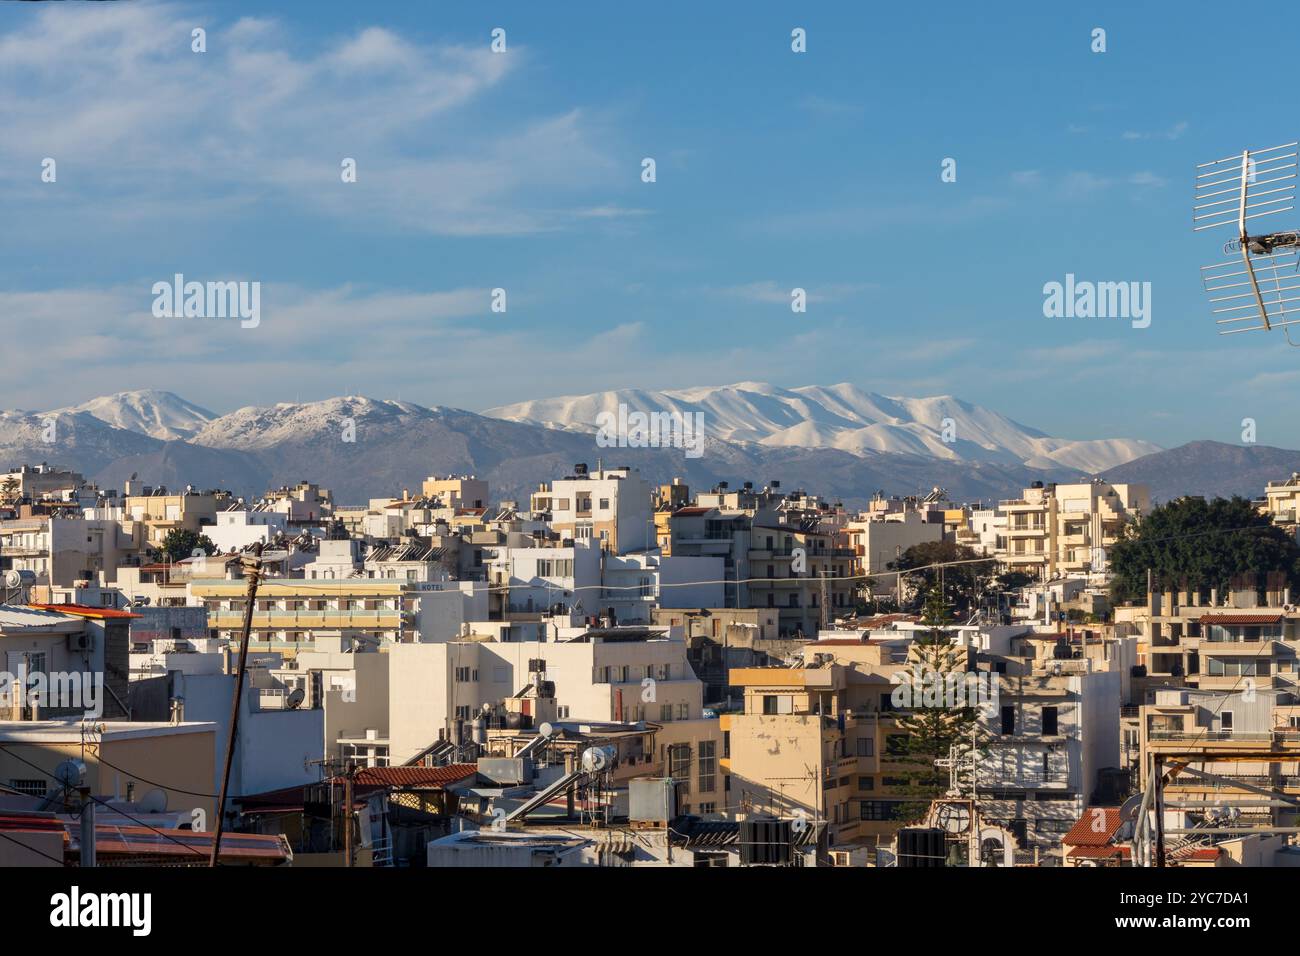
[209,609,402,629]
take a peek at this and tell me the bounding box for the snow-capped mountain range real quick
[0,384,1174,506]
[485,381,1161,473]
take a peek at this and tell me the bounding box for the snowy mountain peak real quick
[52,389,215,441]
[484,381,1161,473]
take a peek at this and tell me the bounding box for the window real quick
[454,666,473,682]
[1001,705,1015,735]
[1220,711,1234,733]
[669,743,691,794]
[856,737,874,757]
[859,800,903,821]
[858,776,875,791]
[676,702,689,720]
[1041,706,1058,736]
[8,779,46,798]
[598,498,610,510]
[698,741,717,793]
[660,704,673,721]
[454,705,472,720]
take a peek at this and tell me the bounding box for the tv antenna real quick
[1193,142,1300,344]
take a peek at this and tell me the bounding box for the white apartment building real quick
[488,541,603,616]
[977,669,1120,856]
[387,626,703,764]
[206,507,290,553]
[531,465,654,554]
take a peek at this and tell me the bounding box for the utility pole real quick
[209,543,264,867]
[344,766,355,868]
[1154,754,1167,867]
[79,786,95,868]
[968,721,979,867]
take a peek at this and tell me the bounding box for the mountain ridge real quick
[0,388,1282,508]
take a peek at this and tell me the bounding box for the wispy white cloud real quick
[0,2,626,236]
[1122,121,1188,141]
[711,280,877,305]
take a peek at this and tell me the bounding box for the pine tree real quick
[887,587,982,822]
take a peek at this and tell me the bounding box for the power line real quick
[0,826,67,866]
[91,752,218,799]
[0,743,208,860]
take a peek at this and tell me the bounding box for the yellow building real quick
[189,578,415,653]
[722,663,893,847]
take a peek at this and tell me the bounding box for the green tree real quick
[994,570,1036,591]
[888,540,993,614]
[158,528,216,563]
[1108,496,1300,604]
[886,588,983,822]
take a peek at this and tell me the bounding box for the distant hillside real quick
[1101,440,1300,502]
[1,393,1070,506]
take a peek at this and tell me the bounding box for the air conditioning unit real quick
[67,632,94,653]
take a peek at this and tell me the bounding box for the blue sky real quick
[1,0,1298,450]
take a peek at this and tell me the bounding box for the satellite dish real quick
[538,722,554,738]
[286,687,306,710]
[53,759,85,789]
[137,788,168,813]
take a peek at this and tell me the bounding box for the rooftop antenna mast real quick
[1193,142,1300,344]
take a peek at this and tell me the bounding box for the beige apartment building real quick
[722,663,896,847]
[1121,581,1300,694]
[0,516,136,589]
[746,521,856,638]
[1000,479,1149,579]
[0,720,218,822]
[188,578,478,652]
[123,487,222,547]
[420,475,489,511]
[1264,474,1300,529]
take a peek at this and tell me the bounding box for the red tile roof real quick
[1063,806,1124,847]
[0,813,65,834]
[1199,613,1283,625]
[1171,846,1220,863]
[26,604,141,620]
[346,764,477,789]
[672,507,710,517]
[79,826,290,863]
